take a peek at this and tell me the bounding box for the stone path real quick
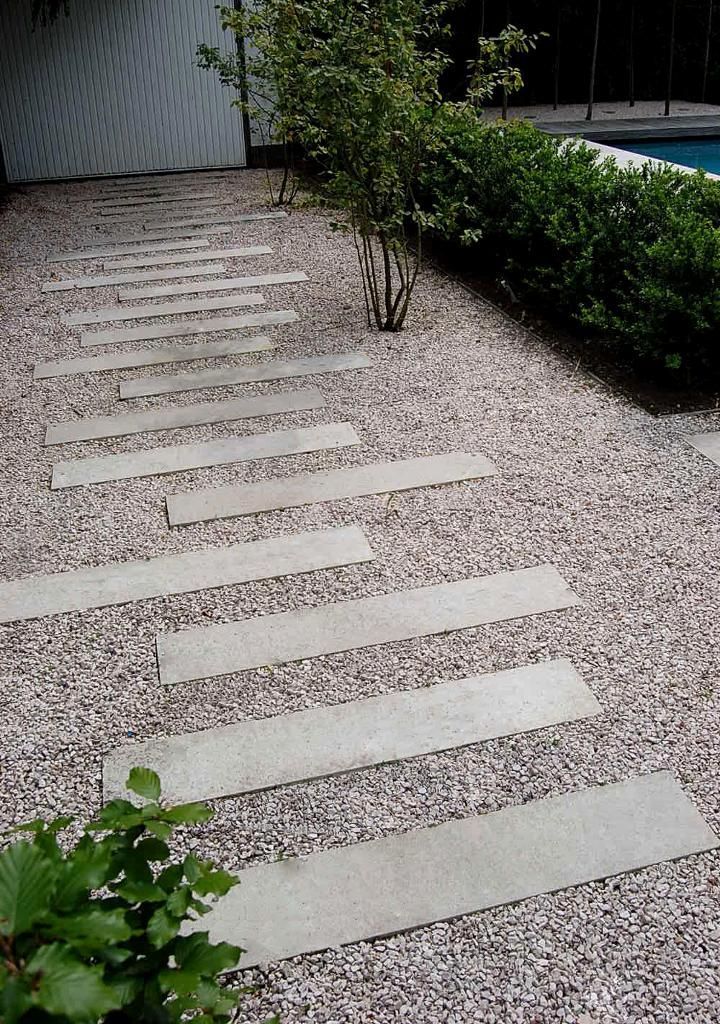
[10,173,716,999]
[687,431,720,467]
[104,659,600,802]
[156,565,581,685]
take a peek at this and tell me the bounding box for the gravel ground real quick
[1,170,720,1024]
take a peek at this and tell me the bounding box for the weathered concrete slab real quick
[191,772,718,967]
[51,422,361,489]
[81,309,299,348]
[168,452,498,526]
[33,335,273,380]
[103,659,600,802]
[96,227,231,244]
[45,388,325,445]
[686,432,720,467]
[144,212,288,229]
[118,270,309,301]
[93,206,232,226]
[42,264,227,292]
[95,192,222,209]
[48,239,211,263]
[0,525,371,624]
[62,292,265,327]
[104,246,272,270]
[156,564,581,685]
[120,352,373,400]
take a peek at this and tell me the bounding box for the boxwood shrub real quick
[421,111,720,384]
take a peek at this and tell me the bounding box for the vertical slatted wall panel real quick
[0,0,246,181]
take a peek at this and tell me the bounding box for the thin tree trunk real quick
[628,0,636,106]
[702,0,714,102]
[553,1,561,110]
[480,0,485,37]
[586,0,602,121]
[665,0,678,116]
[502,0,510,120]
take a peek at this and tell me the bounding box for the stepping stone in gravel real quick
[156,563,581,685]
[33,335,273,380]
[96,227,232,244]
[118,270,308,301]
[686,432,720,467]
[42,264,228,292]
[62,291,265,327]
[0,525,370,624]
[104,246,272,271]
[103,659,600,802]
[44,388,325,445]
[48,239,211,263]
[81,309,299,348]
[51,421,361,489]
[94,192,223,209]
[144,212,288,230]
[120,351,373,400]
[168,452,498,526]
[190,772,717,967]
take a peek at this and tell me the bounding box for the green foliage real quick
[468,25,545,107]
[0,769,244,1023]
[421,112,720,382]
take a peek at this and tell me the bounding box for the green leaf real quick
[43,907,132,948]
[54,839,113,909]
[157,862,184,892]
[0,842,55,935]
[147,905,181,948]
[162,802,213,825]
[27,943,121,1020]
[127,767,162,802]
[174,932,243,976]
[113,880,168,904]
[146,819,173,841]
[0,973,33,1024]
[165,885,192,917]
[193,868,239,899]
[136,836,170,862]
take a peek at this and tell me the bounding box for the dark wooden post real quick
[586,0,602,121]
[553,1,562,110]
[665,0,678,116]
[628,0,636,106]
[702,0,713,102]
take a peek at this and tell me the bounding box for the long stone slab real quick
[156,564,581,686]
[51,421,361,489]
[33,335,273,380]
[48,239,211,263]
[91,207,232,226]
[103,659,600,803]
[167,452,499,526]
[89,190,221,205]
[192,772,718,967]
[118,270,309,301]
[104,246,272,270]
[81,309,299,348]
[62,292,265,327]
[120,351,372,401]
[95,192,223,209]
[686,432,720,467]
[42,264,227,292]
[44,388,326,446]
[95,227,231,244]
[143,212,288,230]
[0,525,371,624]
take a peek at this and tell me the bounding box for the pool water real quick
[615,137,720,174]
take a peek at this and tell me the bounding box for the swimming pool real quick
[614,137,720,175]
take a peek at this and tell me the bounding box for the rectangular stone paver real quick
[45,388,326,446]
[51,421,361,489]
[96,227,232,244]
[118,270,309,301]
[103,659,600,802]
[167,452,498,526]
[0,525,371,624]
[93,206,232,225]
[42,264,227,292]
[120,352,373,400]
[686,432,720,467]
[143,212,287,230]
[156,564,581,685]
[193,772,718,967]
[62,292,265,327]
[104,246,272,271]
[81,309,299,348]
[33,335,273,380]
[48,239,211,263]
[95,192,223,209]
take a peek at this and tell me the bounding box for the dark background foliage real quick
[445,0,717,107]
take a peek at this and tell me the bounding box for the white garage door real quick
[0,0,247,182]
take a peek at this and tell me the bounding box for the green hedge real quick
[421,113,720,383]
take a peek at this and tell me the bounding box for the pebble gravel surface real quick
[1,171,719,1024]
